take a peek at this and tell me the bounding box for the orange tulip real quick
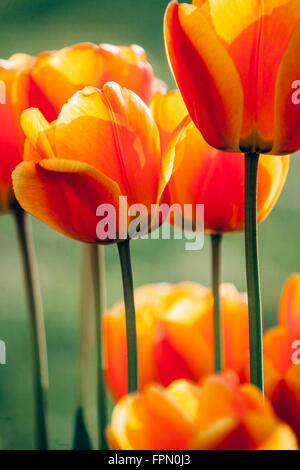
[164,1,300,154]
[14,42,155,124]
[0,54,34,211]
[107,371,298,450]
[264,274,300,444]
[103,282,249,400]
[12,83,171,243]
[151,90,289,232]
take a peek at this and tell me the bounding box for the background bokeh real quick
[0,0,300,449]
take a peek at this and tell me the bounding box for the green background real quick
[0,0,299,449]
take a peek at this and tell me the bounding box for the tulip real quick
[0,53,34,212]
[264,274,300,444]
[12,83,169,243]
[103,281,250,400]
[14,42,155,124]
[163,0,300,390]
[107,371,298,450]
[164,1,300,154]
[151,89,289,374]
[151,90,289,233]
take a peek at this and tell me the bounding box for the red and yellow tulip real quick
[107,371,298,450]
[164,1,300,154]
[151,90,289,232]
[11,83,171,243]
[264,274,300,444]
[0,53,34,211]
[103,282,249,400]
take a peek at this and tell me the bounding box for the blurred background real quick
[0,0,300,450]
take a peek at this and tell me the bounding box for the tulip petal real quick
[264,326,296,375]
[0,64,21,209]
[258,422,298,450]
[264,363,300,447]
[12,158,121,243]
[166,379,202,421]
[256,154,289,222]
[21,108,55,160]
[192,416,246,450]
[12,65,58,123]
[156,296,214,380]
[274,15,300,154]
[222,284,249,374]
[0,53,35,211]
[278,274,300,331]
[54,83,162,208]
[284,364,300,439]
[150,90,188,151]
[164,1,243,151]
[98,44,154,104]
[107,385,195,450]
[32,43,101,116]
[154,322,198,386]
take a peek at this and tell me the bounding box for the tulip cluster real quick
[0,0,300,452]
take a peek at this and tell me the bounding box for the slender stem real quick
[244,153,264,393]
[117,240,138,393]
[211,233,223,372]
[14,207,48,450]
[90,244,107,449]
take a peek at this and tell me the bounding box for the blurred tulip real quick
[151,90,289,233]
[164,1,300,155]
[12,82,171,243]
[107,371,298,450]
[103,281,249,400]
[0,53,34,211]
[155,283,250,387]
[264,274,300,444]
[14,42,155,124]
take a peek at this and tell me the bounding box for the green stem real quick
[90,244,108,449]
[14,207,48,450]
[117,240,138,393]
[211,233,223,372]
[244,153,264,393]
